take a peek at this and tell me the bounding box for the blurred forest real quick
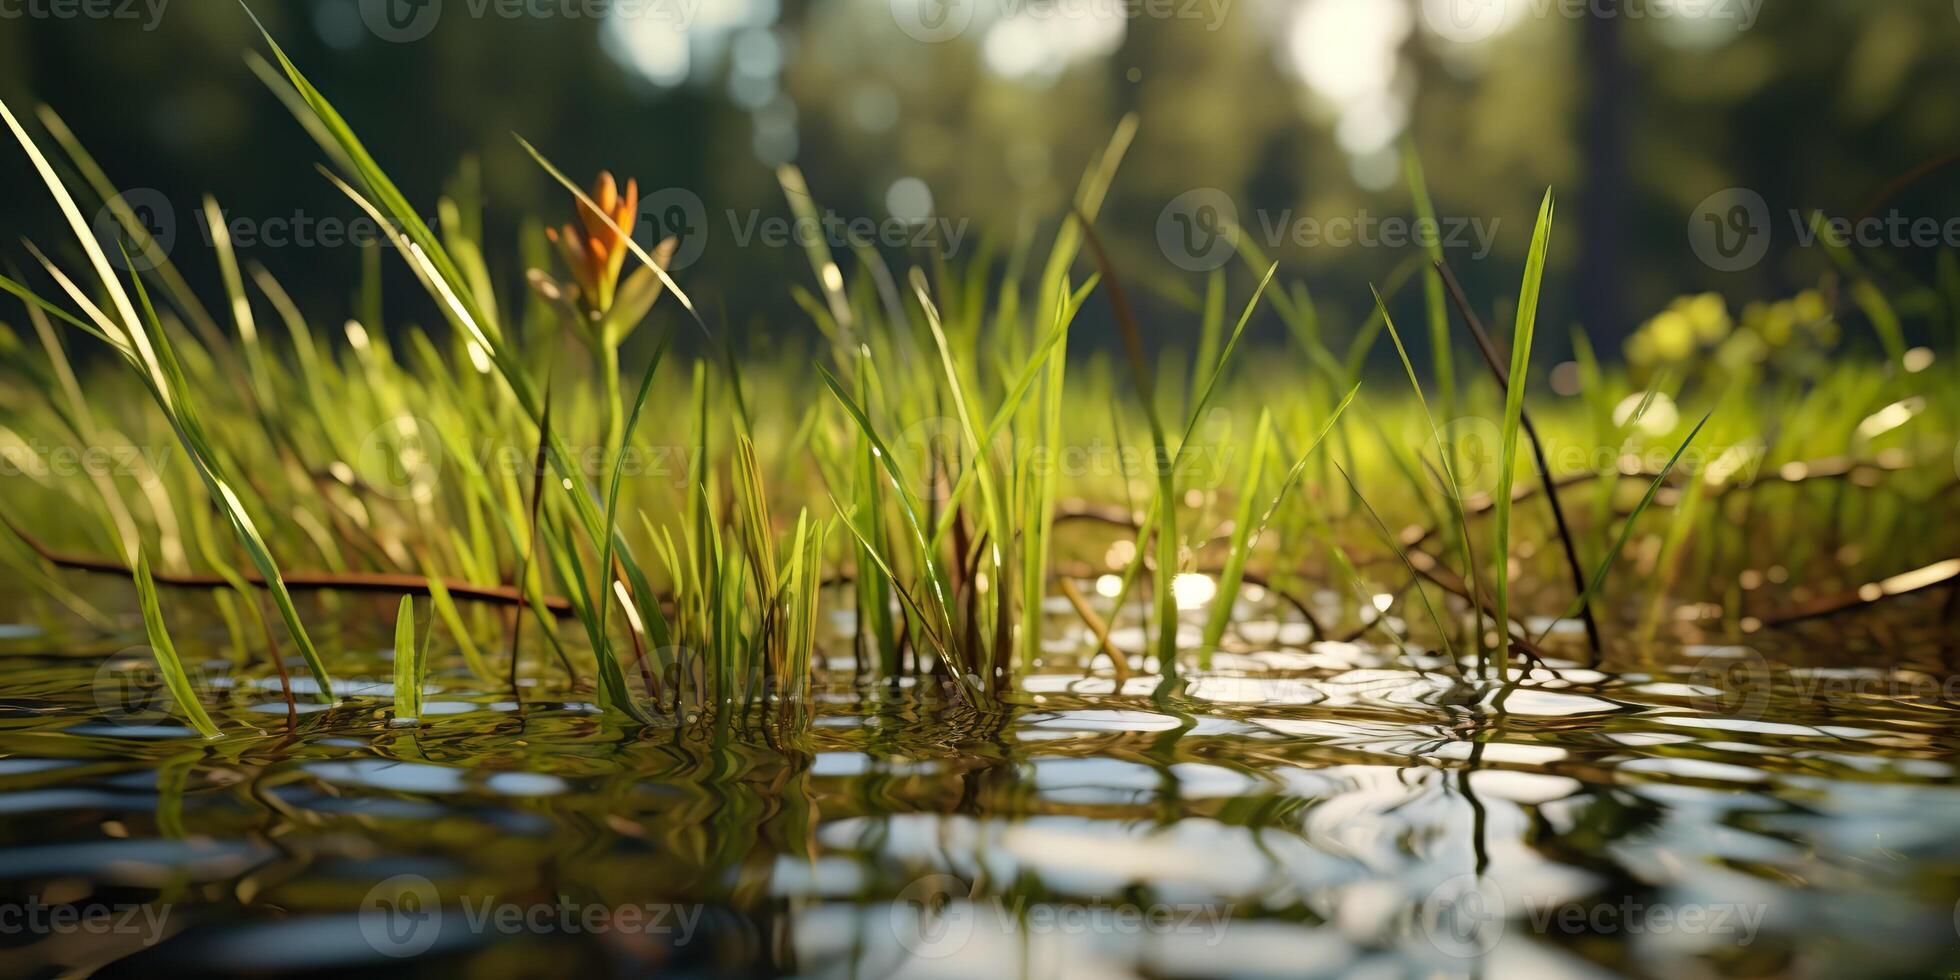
[1,0,1956,364]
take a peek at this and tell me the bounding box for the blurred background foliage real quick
[1,0,1956,364]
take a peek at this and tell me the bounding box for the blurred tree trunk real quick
[1579,10,1628,341]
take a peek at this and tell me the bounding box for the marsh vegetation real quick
[0,11,1958,979]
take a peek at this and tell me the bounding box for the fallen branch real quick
[1761,558,1960,626]
[1376,543,1554,667]
[3,515,575,616]
[1057,576,1131,684]
[1393,452,1929,551]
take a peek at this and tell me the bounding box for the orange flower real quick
[544,171,639,315]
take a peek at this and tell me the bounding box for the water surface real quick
[2,589,1958,978]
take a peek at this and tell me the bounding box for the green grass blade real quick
[596,332,673,643]
[135,550,220,739]
[1375,286,1484,667]
[1070,209,1182,686]
[1200,409,1273,658]
[118,247,337,701]
[242,10,499,345]
[1335,463,1457,667]
[1534,411,1713,644]
[1492,189,1555,682]
[417,560,495,682]
[1404,146,1458,415]
[393,595,423,723]
[816,365,959,655]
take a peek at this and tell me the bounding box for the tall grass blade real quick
[596,333,674,643]
[135,550,220,739]
[1404,146,1458,416]
[1072,209,1183,689]
[1374,286,1484,670]
[816,366,959,662]
[393,595,424,723]
[1492,189,1555,682]
[1335,460,1458,669]
[1200,409,1273,658]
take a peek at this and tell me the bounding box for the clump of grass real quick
[0,96,337,704]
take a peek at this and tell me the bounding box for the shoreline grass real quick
[0,15,1953,740]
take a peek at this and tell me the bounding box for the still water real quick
[1,586,1957,978]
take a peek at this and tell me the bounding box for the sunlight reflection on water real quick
[3,597,1959,978]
